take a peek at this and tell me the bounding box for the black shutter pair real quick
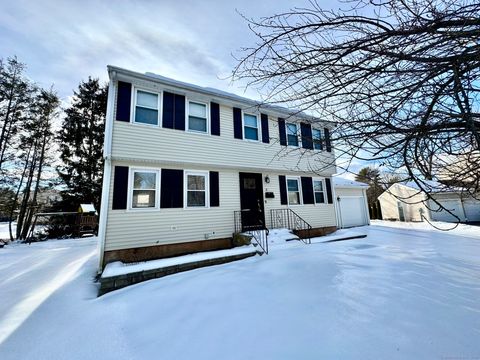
[162,92,185,130]
[300,123,333,151]
[233,108,269,143]
[278,117,332,152]
[112,166,220,209]
[278,175,333,205]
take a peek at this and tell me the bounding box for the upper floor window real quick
[186,172,208,207]
[287,177,301,205]
[312,129,323,150]
[188,101,208,133]
[243,113,259,141]
[287,123,299,146]
[313,179,326,204]
[131,170,158,208]
[134,90,159,125]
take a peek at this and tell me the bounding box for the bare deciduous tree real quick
[233,0,480,200]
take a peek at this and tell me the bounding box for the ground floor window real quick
[287,177,301,205]
[185,171,208,207]
[131,170,158,208]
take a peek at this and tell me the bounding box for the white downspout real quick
[97,71,116,272]
[363,188,370,225]
[331,182,342,229]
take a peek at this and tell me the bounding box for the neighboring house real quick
[333,177,370,228]
[378,181,480,223]
[98,66,339,269]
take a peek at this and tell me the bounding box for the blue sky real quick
[0,0,319,100]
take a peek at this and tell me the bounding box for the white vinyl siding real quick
[112,103,336,174]
[134,89,160,125]
[105,164,337,252]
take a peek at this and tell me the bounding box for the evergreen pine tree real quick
[57,78,107,212]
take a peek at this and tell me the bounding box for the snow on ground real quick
[0,222,15,241]
[372,219,480,239]
[1,224,480,359]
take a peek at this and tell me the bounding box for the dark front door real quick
[239,172,265,231]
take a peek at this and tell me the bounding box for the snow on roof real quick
[79,204,96,213]
[399,180,464,193]
[108,65,334,124]
[333,177,369,188]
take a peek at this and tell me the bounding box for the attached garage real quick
[333,177,370,228]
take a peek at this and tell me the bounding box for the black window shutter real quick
[174,94,185,130]
[279,175,288,205]
[278,118,287,146]
[325,178,333,204]
[211,102,220,136]
[209,171,220,207]
[325,128,332,152]
[112,166,129,209]
[233,107,243,139]
[160,169,184,208]
[162,92,174,129]
[301,123,313,150]
[261,113,269,143]
[116,82,131,122]
[301,177,314,204]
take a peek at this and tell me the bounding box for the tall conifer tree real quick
[58,78,107,211]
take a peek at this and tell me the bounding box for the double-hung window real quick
[188,101,208,133]
[134,90,159,125]
[287,123,299,146]
[131,170,158,208]
[243,113,259,141]
[313,179,326,204]
[287,178,301,205]
[186,172,208,207]
[312,128,322,150]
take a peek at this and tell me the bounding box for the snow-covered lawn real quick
[1,222,479,359]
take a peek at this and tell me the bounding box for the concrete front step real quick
[99,246,260,296]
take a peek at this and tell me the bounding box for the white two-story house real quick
[97,66,338,270]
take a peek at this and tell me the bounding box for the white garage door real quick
[340,196,368,228]
[430,199,465,222]
[464,199,480,222]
